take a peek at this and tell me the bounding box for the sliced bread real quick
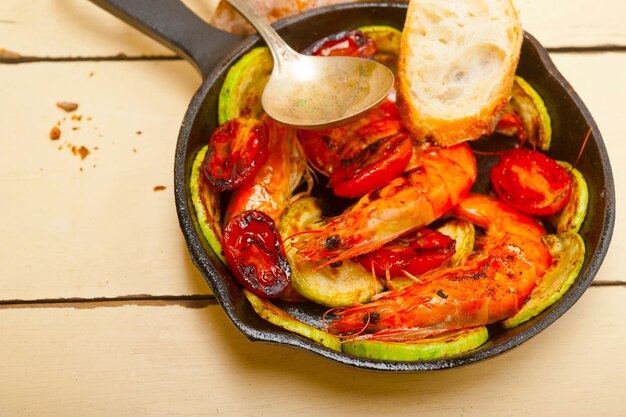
[397,0,523,146]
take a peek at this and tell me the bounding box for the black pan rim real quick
[173,2,615,372]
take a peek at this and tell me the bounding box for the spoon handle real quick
[225,0,299,67]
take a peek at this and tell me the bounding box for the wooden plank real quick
[0,0,219,58]
[1,53,624,300]
[1,0,624,58]
[0,60,209,299]
[517,0,626,48]
[0,287,624,416]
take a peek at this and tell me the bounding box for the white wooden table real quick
[1,1,625,415]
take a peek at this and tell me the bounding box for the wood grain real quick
[0,287,624,416]
[0,60,208,300]
[0,0,624,59]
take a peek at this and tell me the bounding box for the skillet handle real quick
[88,0,242,79]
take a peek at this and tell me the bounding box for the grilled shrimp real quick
[225,116,311,224]
[291,142,477,266]
[327,193,552,336]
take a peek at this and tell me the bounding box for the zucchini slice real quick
[546,161,589,233]
[503,232,585,329]
[280,197,382,307]
[437,219,476,267]
[244,290,341,352]
[342,326,489,361]
[218,47,273,124]
[498,76,552,150]
[190,145,225,262]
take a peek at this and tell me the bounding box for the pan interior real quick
[175,3,614,371]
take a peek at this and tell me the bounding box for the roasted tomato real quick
[202,118,268,191]
[359,228,456,277]
[222,210,290,298]
[302,29,377,58]
[329,132,412,198]
[491,148,573,216]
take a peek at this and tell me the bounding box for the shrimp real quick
[291,142,477,266]
[327,193,552,337]
[298,97,402,177]
[225,116,311,225]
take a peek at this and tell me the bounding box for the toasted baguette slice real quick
[397,0,523,146]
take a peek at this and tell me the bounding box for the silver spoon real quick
[225,0,395,129]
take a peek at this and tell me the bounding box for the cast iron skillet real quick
[89,0,615,371]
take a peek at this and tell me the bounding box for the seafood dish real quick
[189,5,590,362]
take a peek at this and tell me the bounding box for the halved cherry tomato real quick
[222,210,291,298]
[329,133,412,198]
[202,118,268,191]
[490,148,573,216]
[302,30,377,58]
[359,228,456,277]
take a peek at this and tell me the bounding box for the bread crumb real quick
[136,130,142,135]
[77,146,90,160]
[56,101,79,112]
[71,145,90,160]
[50,126,61,140]
[71,114,83,121]
[153,185,166,192]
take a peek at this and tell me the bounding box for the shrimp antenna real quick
[572,127,592,170]
[322,307,373,340]
[284,229,322,242]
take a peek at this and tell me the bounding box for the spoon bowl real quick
[263,53,394,129]
[226,0,394,129]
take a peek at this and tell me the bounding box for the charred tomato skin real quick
[491,148,573,216]
[222,210,291,298]
[202,118,268,191]
[330,133,412,198]
[302,29,377,58]
[359,228,456,277]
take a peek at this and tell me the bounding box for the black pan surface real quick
[89,0,614,371]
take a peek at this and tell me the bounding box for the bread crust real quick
[397,0,523,146]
